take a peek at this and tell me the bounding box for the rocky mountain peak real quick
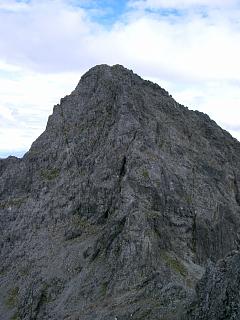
[1,65,240,320]
[73,64,138,95]
[73,64,169,105]
[77,64,140,86]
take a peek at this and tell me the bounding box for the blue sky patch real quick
[73,0,128,25]
[145,7,183,17]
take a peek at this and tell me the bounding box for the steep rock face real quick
[184,251,240,320]
[0,64,240,320]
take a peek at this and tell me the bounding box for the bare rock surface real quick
[1,64,240,320]
[184,251,240,320]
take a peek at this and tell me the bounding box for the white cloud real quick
[0,0,240,157]
[0,0,103,73]
[1,0,240,82]
[100,15,240,83]
[0,67,80,154]
[129,0,239,10]
[167,81,240,141]
[0,0,29,12]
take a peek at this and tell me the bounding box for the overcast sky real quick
[0,0,240,158]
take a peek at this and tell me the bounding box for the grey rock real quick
[184,251,240,320]
[0,64,240,319]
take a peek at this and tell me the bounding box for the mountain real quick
[1,64,240,320]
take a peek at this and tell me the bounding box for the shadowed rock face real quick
[0,64,240,320]
[184,251,240,320]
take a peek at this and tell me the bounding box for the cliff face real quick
[184,251,240,320]
[1,64,240,320]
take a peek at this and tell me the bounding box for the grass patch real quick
[99,282,108,297]
[0,268,6,276]
[28,148,40,156]
[146,210,160,219]
[19,267,30,277]
[0,197,26,209]
[161,252,187,277]
[185,194,192,205]
[10,312,20,320]
[41,168,59,181]
[142,169,149,179]
[71,215,98,235]
[6,287,19,309]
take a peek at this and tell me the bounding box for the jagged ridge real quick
[1,64,240,320]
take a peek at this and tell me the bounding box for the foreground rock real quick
[1,64,240,319]
[184,251,240,320]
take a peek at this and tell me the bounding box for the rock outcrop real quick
[184,251,240,320]
[1,64,240,320]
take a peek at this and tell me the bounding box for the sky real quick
[0,0,240,158]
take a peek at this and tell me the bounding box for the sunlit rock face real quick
[1,64,240,320]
